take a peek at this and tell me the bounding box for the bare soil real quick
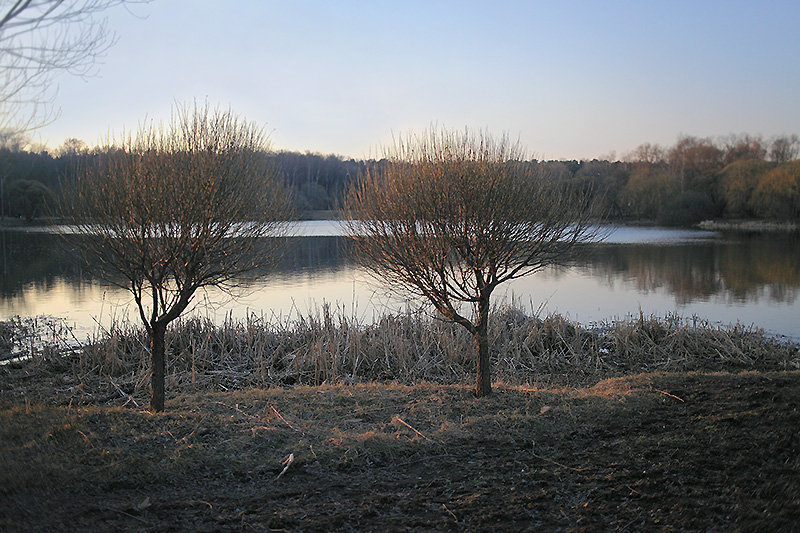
[1,371,799,531]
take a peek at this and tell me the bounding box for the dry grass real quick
[1,305,797,408]
[1,372,799,530]
[2,306,799,530]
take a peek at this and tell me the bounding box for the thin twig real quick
[392,415,429,440]
[269,405,297,431]
[654,389,685,402]
[191,500,213,509]
[180,415,208,443]
[104,507,152,525]
[275,453,294,480]
[108,377,139,408]
[442,503,458,521]
[395,453,455,468]
[215,401,257,419]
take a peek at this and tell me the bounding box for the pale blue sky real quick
[36,0,800,160]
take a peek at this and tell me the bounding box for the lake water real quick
[1,222,799,341]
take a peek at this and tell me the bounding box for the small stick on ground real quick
[180,415,208,443]
[269,405,297,431]
[392,415,429,440]
[108,377,139,408]
[215,402,257,419]
[396,453,454,467]
[654,389,685,402]
[275,453,294,480]
[442,503,458,521]
[103,506,152,525]
[189,500,213,509]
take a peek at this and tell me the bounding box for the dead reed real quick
[1,304,797,407]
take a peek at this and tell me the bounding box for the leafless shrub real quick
[60,102,294,411]
[342,127,598,396]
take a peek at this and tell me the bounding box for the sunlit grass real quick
[1,304,797,408]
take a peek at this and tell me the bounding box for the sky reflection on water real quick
[1,223,798,340]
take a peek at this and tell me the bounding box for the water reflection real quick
[574,236,800,305]
[0,230,95,299]
[2,228,799,337]
[0,233,351,298]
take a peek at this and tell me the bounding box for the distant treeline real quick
[1,133,798,224]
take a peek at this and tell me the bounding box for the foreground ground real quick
[1,371,798,531]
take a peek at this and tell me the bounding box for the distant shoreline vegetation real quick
[698,219,799,233]
[1,132,798,226]
[3,215,799,235]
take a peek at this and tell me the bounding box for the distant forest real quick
[1,133,798,225]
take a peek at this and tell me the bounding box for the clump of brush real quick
[2,304,797,407]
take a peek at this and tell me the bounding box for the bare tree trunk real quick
[475,296,492,397]
[150,322,167,412]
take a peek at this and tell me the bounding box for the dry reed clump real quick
[1,305,797,406]
[0,316,76,362]
[491,309,799,386]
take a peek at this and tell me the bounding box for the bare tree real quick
[55,136,88,156]
[667,135,722,194]
[720,133,766,166]
[61,103,294,411]
[623,142,665,166]
[343,128,598,397]
[0,0,145,134]
[769,134,800,164]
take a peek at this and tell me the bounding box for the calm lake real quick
[1,222,799,341]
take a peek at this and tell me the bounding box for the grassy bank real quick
[1,372,799,530]
[1,309,799,530]
[2,306,797,407]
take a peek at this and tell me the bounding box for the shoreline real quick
[3,309,798,530]
[698,219,799,233]
[5,214,799,233]
[3,307,797,399]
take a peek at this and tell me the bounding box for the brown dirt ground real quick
[1,371,799,531]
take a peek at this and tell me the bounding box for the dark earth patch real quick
[1,371,798,531]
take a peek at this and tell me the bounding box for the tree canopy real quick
[61,103,293,411]
[343,127,598,396]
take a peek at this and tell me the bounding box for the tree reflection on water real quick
[570,234,800,305]
[2,229,799,315]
